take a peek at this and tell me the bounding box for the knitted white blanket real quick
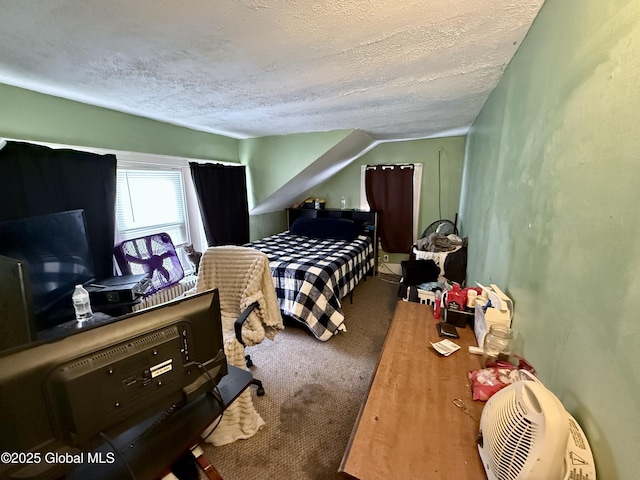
[195,246,284,446]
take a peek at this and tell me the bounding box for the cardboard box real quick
[473,284,513,347]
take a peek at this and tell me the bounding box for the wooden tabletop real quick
[340,300,486,480]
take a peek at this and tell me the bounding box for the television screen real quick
[0,210,95,330]
[0,289,227,480]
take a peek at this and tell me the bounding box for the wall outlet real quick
[383,254,389,262]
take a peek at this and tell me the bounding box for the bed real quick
[248,208,378,341]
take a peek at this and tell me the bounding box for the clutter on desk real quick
[400,279,484,328]
[468,366,523,401]
[473,283,513,348]
[436,321,459,338]
[443,307,474,328]
[433,290,442,318]
[403,280,520,364]
[435,282,480,327]
[444,282,465,309]
[452,398,479,422]
[482,324,513,367]
[468,356,537,401]
[430,338,461,356]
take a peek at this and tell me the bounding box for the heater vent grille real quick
[480,385,541,480]
[478,379,597,480]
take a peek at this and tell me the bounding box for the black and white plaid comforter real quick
[248,232,374,341]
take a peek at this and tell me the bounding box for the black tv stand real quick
[63,366,251,480]
[37,312,115,342]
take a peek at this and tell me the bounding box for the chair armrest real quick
[233,301,259,346]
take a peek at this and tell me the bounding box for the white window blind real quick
[115,169,189,246]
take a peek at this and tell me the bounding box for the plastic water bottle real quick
[340,196,347,210]
[72,284,93,322]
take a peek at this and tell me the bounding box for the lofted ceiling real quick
[0,1,544,142]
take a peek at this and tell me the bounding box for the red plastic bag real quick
[468,354,537,401]
[468,366,522,401]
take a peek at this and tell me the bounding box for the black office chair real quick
[234,301,264,395]
[194,246,283,398]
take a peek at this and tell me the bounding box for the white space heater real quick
[477,377,596,480]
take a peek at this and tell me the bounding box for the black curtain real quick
[365,164,414,253]
[189,162,249,246]
[0,141,117,280]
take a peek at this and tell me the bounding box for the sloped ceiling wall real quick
[241,129,379,214]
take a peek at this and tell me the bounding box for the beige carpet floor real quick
[202,275,399,480]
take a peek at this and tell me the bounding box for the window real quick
[0,138,209,275]
[115,169,189,246]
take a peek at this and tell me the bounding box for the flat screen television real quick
[0,209,95,331]
[0,289,227,480]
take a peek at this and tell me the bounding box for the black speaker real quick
[0,256,37,352]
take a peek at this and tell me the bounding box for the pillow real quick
[401,259,440,286]
[289,217,359,241]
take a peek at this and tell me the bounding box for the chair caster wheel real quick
[256,386,265,396]
[245,354,253,368]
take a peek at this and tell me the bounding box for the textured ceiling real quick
[0,1,544,141]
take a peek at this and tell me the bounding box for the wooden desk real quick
[340,301,485,480]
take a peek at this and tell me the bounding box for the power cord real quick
[377,263,402,284]
[378,262,401,278]
[194,361,225,436]
[194,361,224,407]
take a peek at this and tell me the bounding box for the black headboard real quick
[286,208,378,273]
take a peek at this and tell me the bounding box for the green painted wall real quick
[0,83,239,162]
[248,210,287,242]
[0,83,466,248]
[240,129,354,238]
[239,129,353,209]
[316,136,466,263]
[460,0,640,477]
